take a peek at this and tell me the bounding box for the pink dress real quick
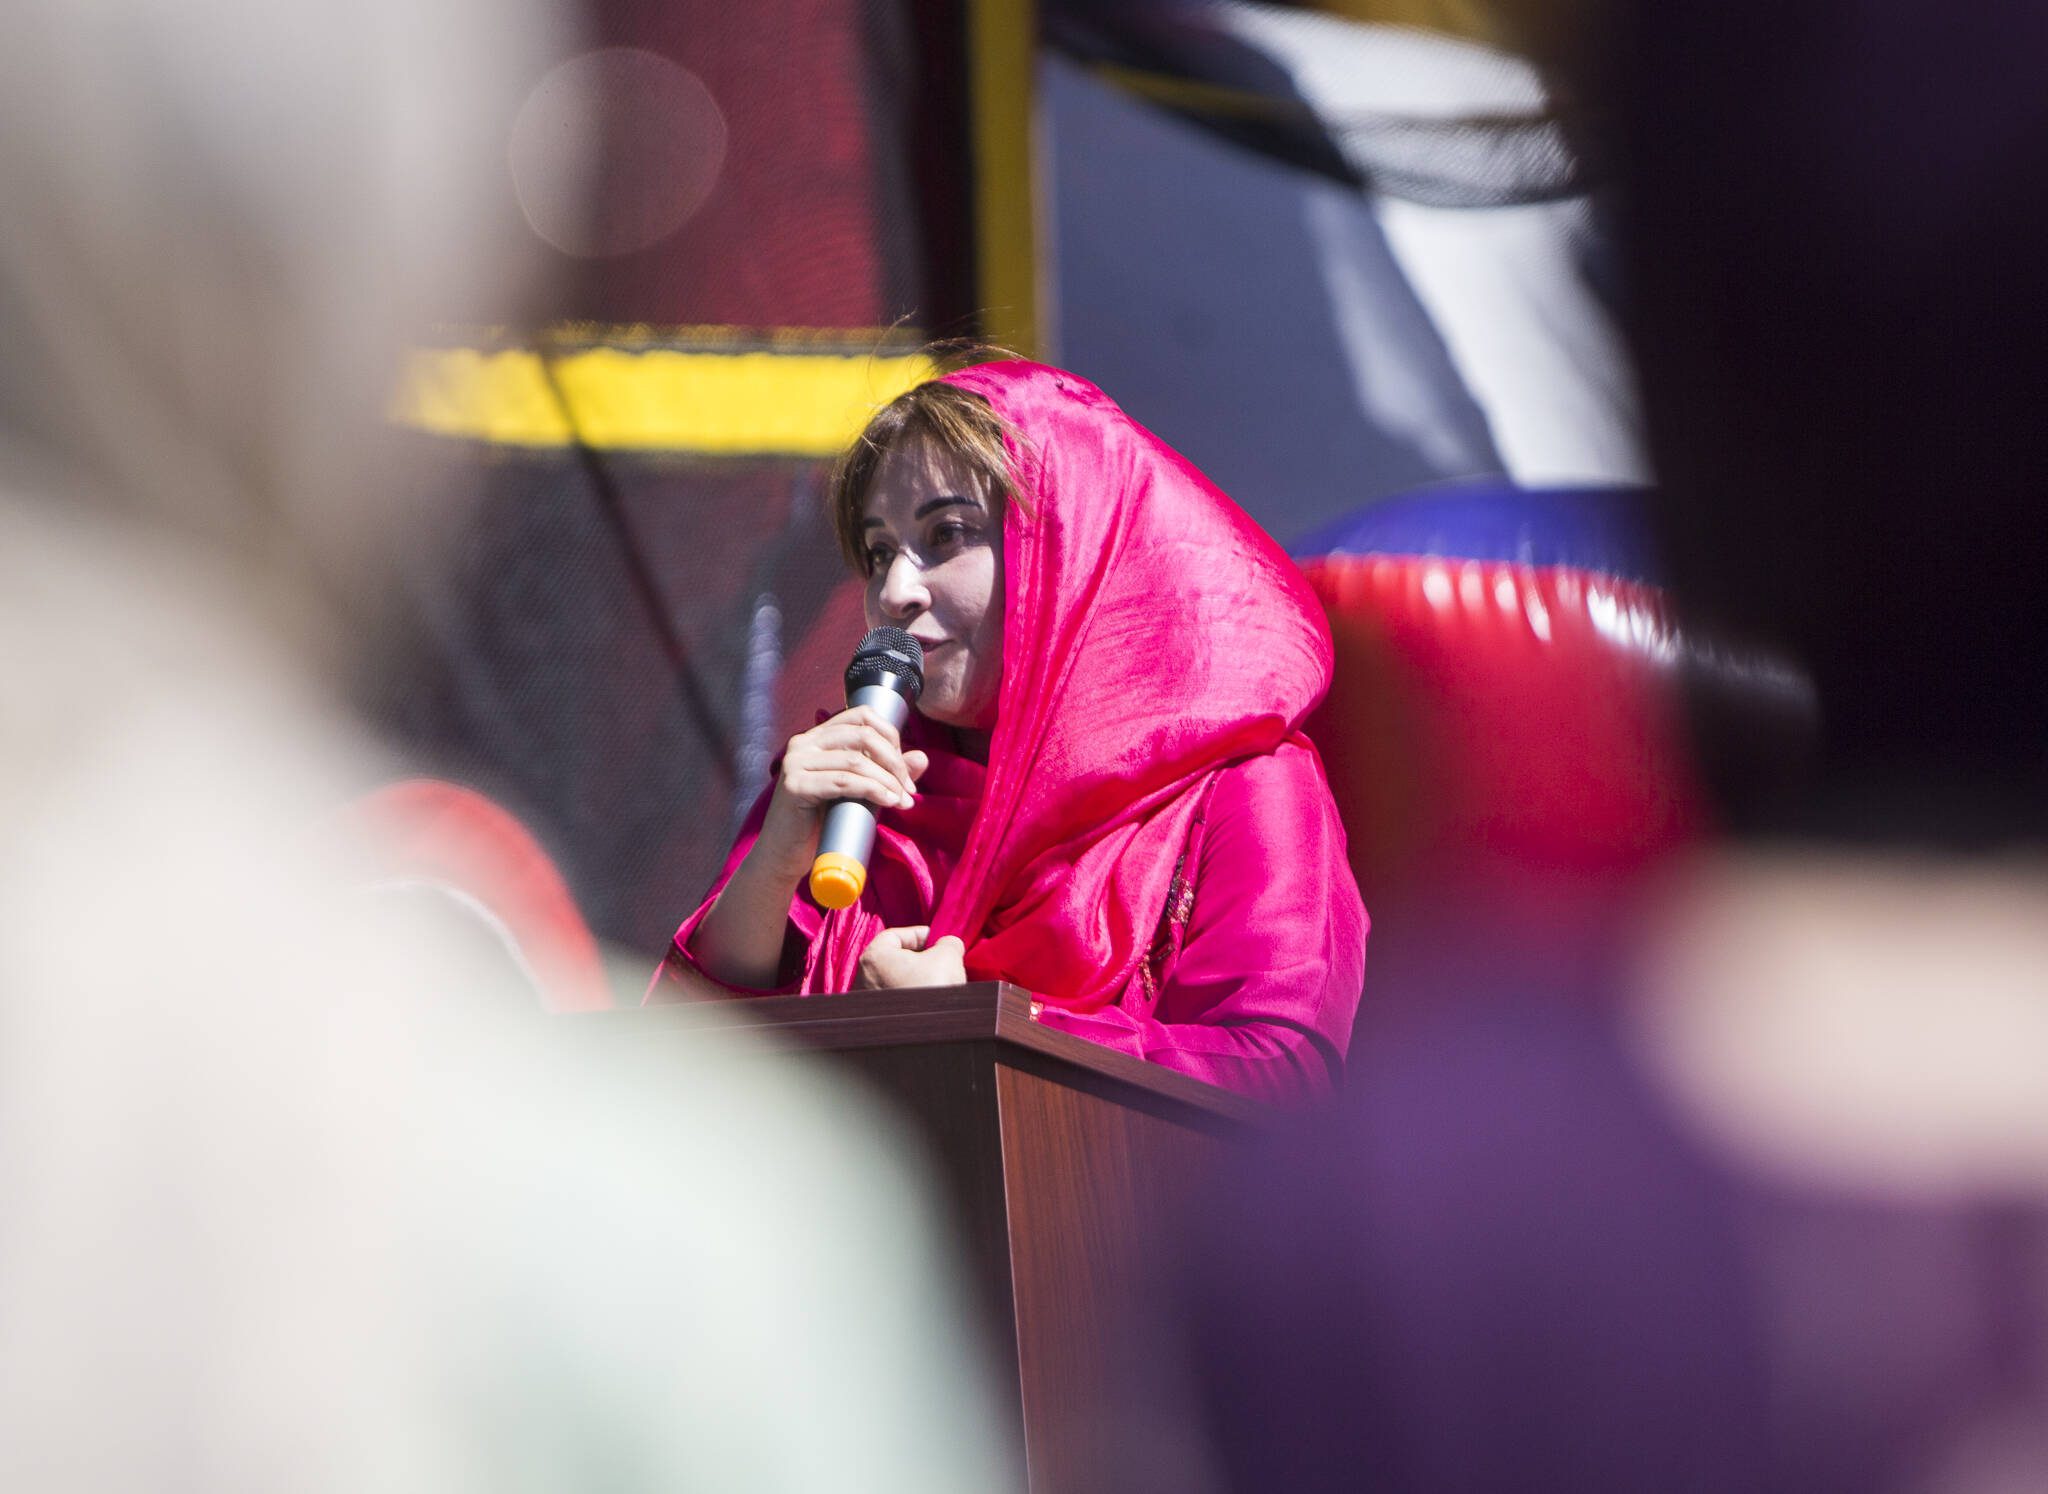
[650,360,1368,1105]
[656,735,1364,1103]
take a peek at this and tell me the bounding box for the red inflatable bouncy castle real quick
[1295,483,1708,1036]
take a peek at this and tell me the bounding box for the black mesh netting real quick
[352,0,974,967]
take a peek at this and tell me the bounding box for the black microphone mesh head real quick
[846,626,923,701]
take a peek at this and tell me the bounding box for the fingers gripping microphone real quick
[809,627,924,910]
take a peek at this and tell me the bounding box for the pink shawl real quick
[667,361,1334,1013]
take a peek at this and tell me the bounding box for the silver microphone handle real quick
[815,683,915,867]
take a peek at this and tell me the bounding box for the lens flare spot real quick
[509,47,727,259]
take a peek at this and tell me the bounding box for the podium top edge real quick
[618,982,1271,1127]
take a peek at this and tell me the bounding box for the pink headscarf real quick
[881,362,1334,1008]
[665,361,1334,1010]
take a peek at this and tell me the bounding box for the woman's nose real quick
[876,551,928,619]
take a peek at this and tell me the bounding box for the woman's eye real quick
[864,544,894,574]
[931,520,968,547]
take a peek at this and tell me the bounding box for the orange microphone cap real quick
[809,852,866,910]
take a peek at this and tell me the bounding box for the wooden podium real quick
[613,983,1265,1492]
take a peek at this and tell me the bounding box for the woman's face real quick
[860,435,1004,730]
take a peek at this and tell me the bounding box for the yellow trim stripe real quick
[969,0,1042,357]
[392,346,939,455]
[1088,63,1310,122]
[1319,0,1499,49]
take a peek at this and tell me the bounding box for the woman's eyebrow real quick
[862,494,979,530]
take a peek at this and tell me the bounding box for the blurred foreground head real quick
[0,0,561,645]
[0,4,1019,1489]
[1617,0,2048,848]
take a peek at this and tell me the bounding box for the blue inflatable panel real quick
[1289,480,1660,585]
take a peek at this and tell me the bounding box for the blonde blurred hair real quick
[0,0,564,649]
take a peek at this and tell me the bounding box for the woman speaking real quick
[654,358,1366,1103]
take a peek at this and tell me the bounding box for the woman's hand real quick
[754,706,929,879]
[858,926,967,990]
[684,711,927,992]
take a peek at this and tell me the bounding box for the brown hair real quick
[827,349,1029,573]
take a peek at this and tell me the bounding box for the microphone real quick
[809,627,924,909]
